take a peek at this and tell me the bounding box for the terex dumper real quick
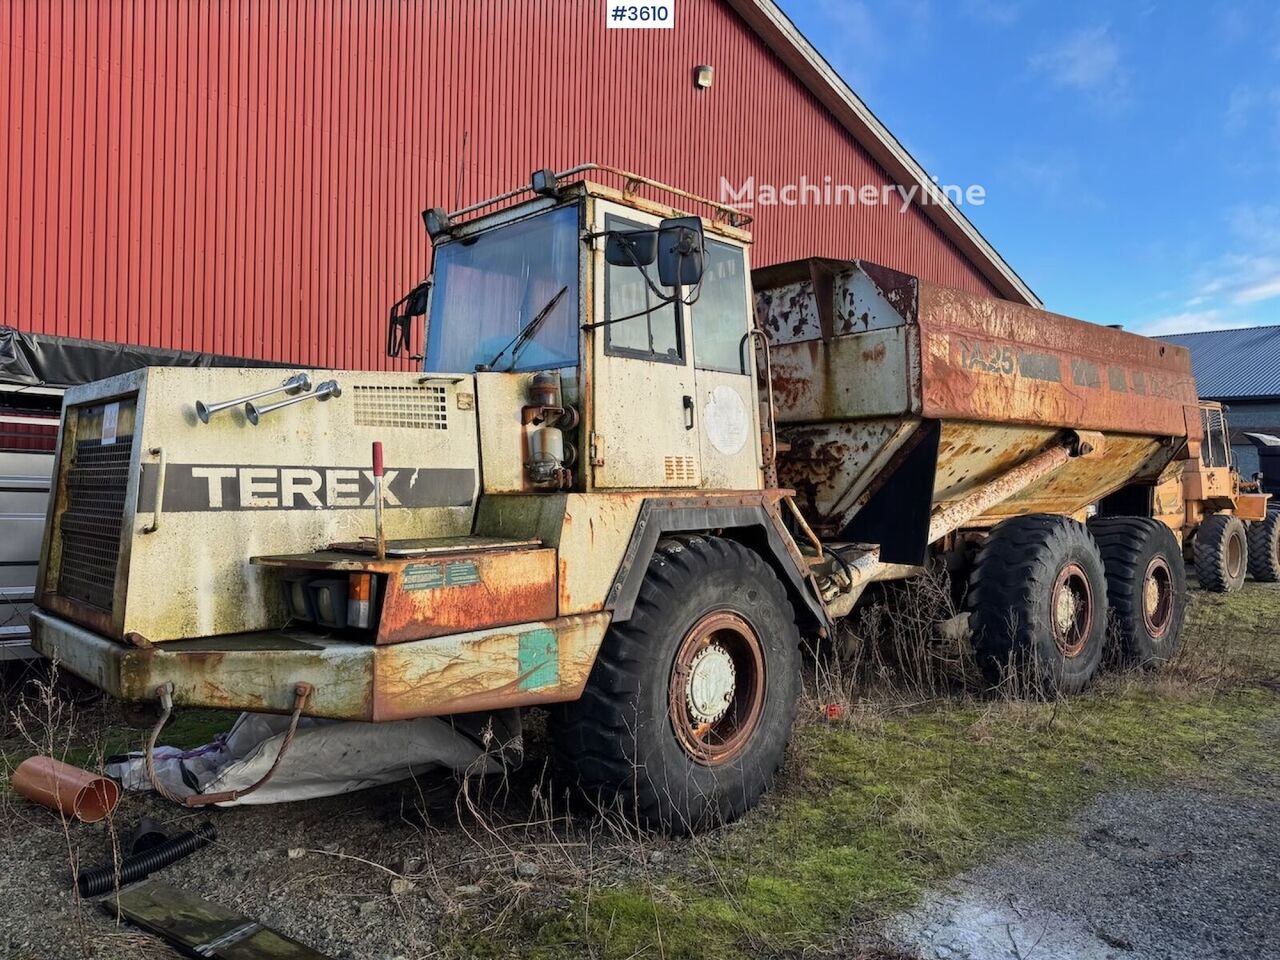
[33,166,1204,830]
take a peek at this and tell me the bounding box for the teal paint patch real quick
[402,560,481,591]
[517,628,559,691]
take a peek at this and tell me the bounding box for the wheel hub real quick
[685,644,736,724]
[1051,563,1093,658]
[1142,556,1174,638]
[669,611,766,766]
[1226,532,1245,580]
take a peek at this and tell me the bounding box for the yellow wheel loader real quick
[1146,401,1273,591]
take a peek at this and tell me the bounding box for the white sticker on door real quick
[703,385,748,456]
[101,402,120,445]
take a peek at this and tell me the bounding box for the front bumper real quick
[31,609,609,721]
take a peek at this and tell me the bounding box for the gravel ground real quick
[0,773,483,960]
[0,709,672,960]
[884,784,1280,960]
[8,759,1277,960]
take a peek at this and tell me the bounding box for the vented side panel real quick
[56,437,133,611]
[353,385,448,430]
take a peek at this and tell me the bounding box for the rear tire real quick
[550,536,801,834]
[1088,517,1187,667]
[967,515,1108,696]
[1247,508,1280,582]
[1193,514,1248,592]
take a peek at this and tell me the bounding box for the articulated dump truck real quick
[33,166,1202,831]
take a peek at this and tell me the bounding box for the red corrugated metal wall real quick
[2,0,999,370]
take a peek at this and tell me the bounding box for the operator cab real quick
[387,165,765,493]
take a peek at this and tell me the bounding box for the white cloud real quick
[1209,210,1280,306]
[1229,205,1280,248]
[1031,25,1130,107]
[1236,275,1280,305]
[1137,310,1237,336]
[1225,85,1255,134]
[1004,150,1106,211]
[960,0,1019,26]
[1162,207,1280,332]
[1222,86,1280,173]
[804,0,933,95]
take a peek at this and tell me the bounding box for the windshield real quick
[424,204,580,372]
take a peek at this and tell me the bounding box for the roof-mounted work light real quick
[422,207,452,240]
[531,168,561,198]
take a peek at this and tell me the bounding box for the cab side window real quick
[692,239,749,373]
[603,215,684,364]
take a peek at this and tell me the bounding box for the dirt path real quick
[882,783,1280,960]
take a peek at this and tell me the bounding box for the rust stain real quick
[756,257,1197,544]
[373,613,609,721]
[377,547,557,644]
[916,280,1198,437]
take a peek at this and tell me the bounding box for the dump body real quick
[756,259,1201,558]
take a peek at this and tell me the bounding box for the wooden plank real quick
[110,879,330,959]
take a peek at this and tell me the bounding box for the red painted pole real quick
[372,441,386,559]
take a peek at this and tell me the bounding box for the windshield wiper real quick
[478,285,569,372]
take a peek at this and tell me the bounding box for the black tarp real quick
[0,326,293,390]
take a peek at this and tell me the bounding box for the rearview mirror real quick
[604,230,658,267]
[387,279,431,358]
[657,216,705,287]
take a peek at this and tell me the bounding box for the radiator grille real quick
[56,435,133,612]
[353,384,448,429]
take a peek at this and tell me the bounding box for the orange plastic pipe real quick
[12,756,120,823]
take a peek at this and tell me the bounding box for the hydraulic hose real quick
[75,822,217,897]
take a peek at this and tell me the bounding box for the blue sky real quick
[777,0,1280,335]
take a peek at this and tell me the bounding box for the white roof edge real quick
[727,0,1042,307]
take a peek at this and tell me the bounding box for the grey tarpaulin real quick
[0,326,294,390]
[106,711,522,806]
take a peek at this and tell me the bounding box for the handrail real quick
[142,447,166,534]
[445,163,754,229]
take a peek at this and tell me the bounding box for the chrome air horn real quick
[246,379,342,425]
[196,373,312,423]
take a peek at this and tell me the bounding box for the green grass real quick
[447,584,1280,959]
[3,588,1276,958]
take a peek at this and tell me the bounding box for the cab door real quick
[590,200,700,489]
[688,237,762,490]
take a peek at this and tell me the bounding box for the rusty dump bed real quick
[755,258,1201,544]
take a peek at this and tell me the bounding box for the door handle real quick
[682,395,694,430]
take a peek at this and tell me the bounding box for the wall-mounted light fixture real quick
[693,64,714,90]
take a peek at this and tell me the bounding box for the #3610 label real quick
[606,1,674,29]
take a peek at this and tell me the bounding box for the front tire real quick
[550,536,801,833]
[967,515,1108,696]
[1247,508,1280,582]
[1193,514,1248,592]
[1088,517,1187,667]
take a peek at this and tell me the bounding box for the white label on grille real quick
[101,402,119,445]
